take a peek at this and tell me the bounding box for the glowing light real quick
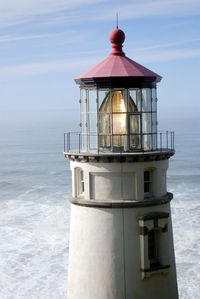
[99,89,139,148]
[112,91,126,135]
[120,99,126,112]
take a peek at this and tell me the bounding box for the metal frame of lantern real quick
[64,86,174,154]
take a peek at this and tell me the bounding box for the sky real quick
[0,0,199,126]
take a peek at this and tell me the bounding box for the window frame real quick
[138,212,170,279]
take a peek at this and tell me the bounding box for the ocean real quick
[0,118,199,299]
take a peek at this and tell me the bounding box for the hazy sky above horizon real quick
[0,0,199,124]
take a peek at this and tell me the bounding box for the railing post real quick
[98,134,99,154]
[79,133,81,153]
[166,131,168,149]
[171,132,172,150]
[64,133,66,152]
[160,132,162,151]
[171,131,174,150]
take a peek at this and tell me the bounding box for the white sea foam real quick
[0,194,70,299]
[172,197,200,299]
[0,121,199,298]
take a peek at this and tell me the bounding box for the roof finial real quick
[116,12,118,29]
[109,26,125,56]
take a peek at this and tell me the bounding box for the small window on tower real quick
[75,168,85,197]
[138,212,170,279]
[148,229,159,267]
[144,170,152,196]
[80,170,84,194]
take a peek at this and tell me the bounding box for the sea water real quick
[0,119,199,299]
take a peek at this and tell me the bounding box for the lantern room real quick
[65,28,174,154]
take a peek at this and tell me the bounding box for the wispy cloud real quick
[1,45,200,80]
[87,0,200,22]
[0,58,98,79]
[0,33,55,44]
[0,0,200,28]
[0,0,106,27]
[0,31,86,45]
[133,48,200,64]
[128,35,200,63]
[132,38,200,52]
[101,0,200,20]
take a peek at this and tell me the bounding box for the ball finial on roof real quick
[109,28,125,56]
[109,28,125,44]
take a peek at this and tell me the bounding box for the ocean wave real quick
[171,199,200,299]
[0,193,70,299]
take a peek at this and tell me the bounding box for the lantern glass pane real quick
[80,89,87,150]
[80,89,86,113]
[152,88,157,112]
[143,134,152,150]
[129,114,140,134]
[152,112,157,134]
[129,89,139,112]
[142,113,152,133]
[99,113,111,134]
[89,113,97,134]
[129,114,141,149]
[113,113,126,134]
[99,90,111,112]
[89,134,97,150]
[142,88,151,112]
[137,89,142,112]
[88,90,97,113]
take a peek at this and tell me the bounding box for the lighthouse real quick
[64,27,179,299]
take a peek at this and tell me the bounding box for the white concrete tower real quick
[64,27,179,299]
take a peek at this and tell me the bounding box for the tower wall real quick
[67,159,178,299]
[67,202,178,299]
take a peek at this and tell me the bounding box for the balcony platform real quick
[64,148,175,162]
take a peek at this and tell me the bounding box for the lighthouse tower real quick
[64,27,179,299]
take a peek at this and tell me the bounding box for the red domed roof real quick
[75,28,161,83]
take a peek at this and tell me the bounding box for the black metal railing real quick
[64,131,174,154]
